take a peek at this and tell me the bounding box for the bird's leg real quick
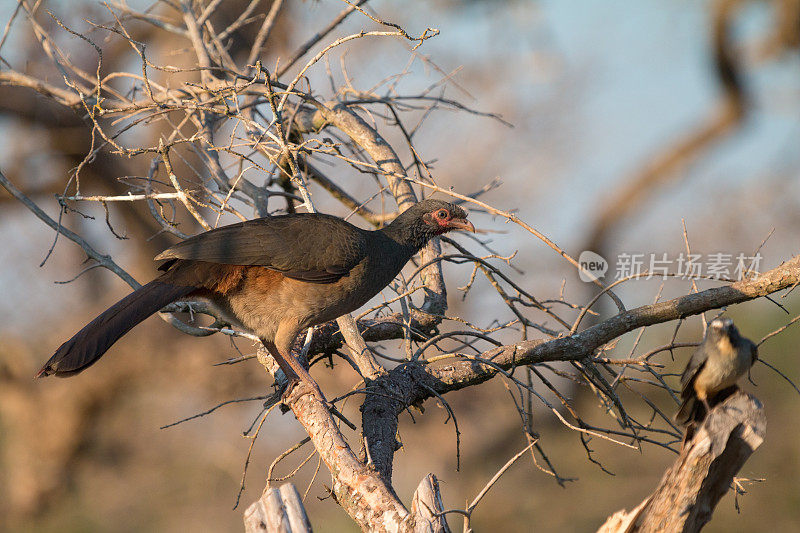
[261,340,323,401]
[259,341,358,428]
[701,397,712,420]
[262,339,299,383]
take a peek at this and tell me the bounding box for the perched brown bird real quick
[674,317,757,425]
[37,200,474,387]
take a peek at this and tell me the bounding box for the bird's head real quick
[384,199,474,248]
[707,317,758,364]
[418,200,475,234]
[709,317,735,334]
[707,317,741,350]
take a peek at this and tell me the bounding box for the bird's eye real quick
[436,210,448,219]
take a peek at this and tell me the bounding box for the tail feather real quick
[38,280,194,377]
[674,396,698,426]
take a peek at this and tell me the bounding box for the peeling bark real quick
[598,390,766,533]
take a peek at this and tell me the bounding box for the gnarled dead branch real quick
[598,390,765,533]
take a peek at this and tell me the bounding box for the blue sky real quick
[1,0,798,331]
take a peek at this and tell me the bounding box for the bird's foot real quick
[280,374,324,403]
[280,376,302,404]
[277,377,355,429]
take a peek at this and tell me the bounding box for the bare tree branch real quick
[598,390,765,533]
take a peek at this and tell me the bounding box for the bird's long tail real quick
[37,280,194,377]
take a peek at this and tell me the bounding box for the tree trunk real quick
[244,483,313,533]
[598,390,765,533]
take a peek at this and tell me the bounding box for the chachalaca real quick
[674,317,757,425]
[37,200,474,390]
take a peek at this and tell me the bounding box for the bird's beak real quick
[449,218,475,233]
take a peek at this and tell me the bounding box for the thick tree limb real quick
[411,474,450,533]
[301,308,439,358]
[337,315,386,380]
[360,256,798,479]
[597,390,766,532]
[276,380,415,532]
[244,483,313,533]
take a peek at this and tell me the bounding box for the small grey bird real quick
[674,317,758,425]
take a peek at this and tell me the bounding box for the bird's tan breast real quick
[693,338,752,398]
[183,243,406,342]
[217,259,385,338]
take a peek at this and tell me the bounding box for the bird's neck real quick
[379,222,431,252]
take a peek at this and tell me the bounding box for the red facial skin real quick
[424,209,475,234]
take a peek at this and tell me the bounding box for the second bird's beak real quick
[449,218,475,233]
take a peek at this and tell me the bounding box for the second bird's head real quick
[385,199,475,248]
[705,317,758,362]
[706,317,743,349]
[707,317,736,337]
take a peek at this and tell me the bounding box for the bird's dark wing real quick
[155,214,369,283]
[746,339,758,364]
[679,345,709,399]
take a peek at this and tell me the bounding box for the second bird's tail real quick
[674,396,705,426]
[37,280,194,377]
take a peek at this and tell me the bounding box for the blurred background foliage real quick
[0,0,799,531]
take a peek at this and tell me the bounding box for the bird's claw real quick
[277,378,355,430]
[280,376,302,404]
